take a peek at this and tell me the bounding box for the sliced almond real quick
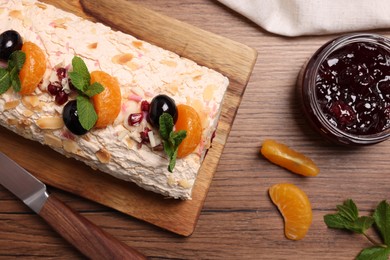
[44,134,62,148]
[96,148,111,164]
[132,41,143,49]
[4,100,20,110]
[22,95,40,109]
[35,2,47,9]
[193,75,202,81]
[178,179,192,189]
[23,17,32,27]
[7,118,18,125]
[22,109,34,118]
[52,18,71,29]
[9,10,23,20]
[203,84,215,102]
[22,0,34,6]
[36,117,64,129]
[126,61,139,70]
[87,42,98,49]
[160,60,177,67]
[63,139,80,154]
[167,175,176,187]
[112,53,134,65]
[163,83,179,96]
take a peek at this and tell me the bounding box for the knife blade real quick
[0,152,146,260]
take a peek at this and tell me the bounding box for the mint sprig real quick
[159,113,187,172]
[69,56,104,130]
[324,199,390,259]
[0,51,26,94]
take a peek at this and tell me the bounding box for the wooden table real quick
[1,1,390,259]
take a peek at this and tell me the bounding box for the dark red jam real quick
[316,42,390,135]
[299,34,390,145]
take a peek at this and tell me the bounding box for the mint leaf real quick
[168,149,178,172]
[0,51,25,95]
[10,74,21,92]
[170,130,187,147]
[0,69,11,94]
[159,113,187,172]
[374,200,390,246]
[163,130,186,172]
[9,51,26,71]
[84,82,104,97]
[6,51,26,93]
[76,95,97,130]
[357,246,390,260]
[159,113,174,140]
[72,56,90,82]
[69,71,87,92]
[163,139,174,158]
[324,199,374,234]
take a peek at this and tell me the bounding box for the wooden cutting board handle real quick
[79,0,257,85]
[39,195,146,260]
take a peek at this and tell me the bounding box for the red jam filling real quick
[316,42,390,135]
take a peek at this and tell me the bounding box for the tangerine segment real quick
[175,104,202,158]
[90,71,121,128]
[269,183,312,240]
[19,42,46,95]
[260,139,319,177]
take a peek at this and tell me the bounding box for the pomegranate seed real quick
[48,82,62,96]
[55,90,69,105]
[140,100,150,112]
[140,127,151,143]
[128,113,143,126]
[56,67,67,81]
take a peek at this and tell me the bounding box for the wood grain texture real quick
[0,0,256,237]
[1,0,390,259]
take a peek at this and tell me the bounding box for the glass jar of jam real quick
[298,33,390,145]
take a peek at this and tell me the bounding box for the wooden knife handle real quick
[39,195,146,260]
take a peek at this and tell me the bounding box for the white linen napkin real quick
[217,0,390,37]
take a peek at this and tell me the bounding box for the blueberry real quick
[62,100,88,135]
[148,94,177,128]
[0,30,23,60]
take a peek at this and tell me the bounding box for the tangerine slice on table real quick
[260,139,319,177]
[269,183,312,240]
[19,42,46,95]
[90,71,121,128]
[175,104,202,158]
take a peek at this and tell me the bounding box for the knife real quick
[0,152,146,260]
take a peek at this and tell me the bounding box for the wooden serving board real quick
[0,0,257,236]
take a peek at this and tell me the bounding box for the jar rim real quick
[303,33,390,145]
